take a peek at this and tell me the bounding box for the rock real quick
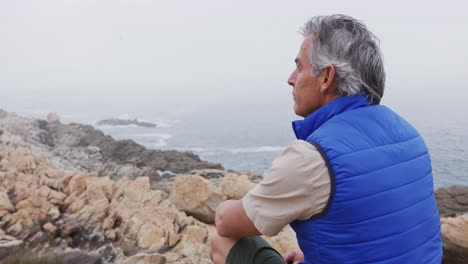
[43,222,57,234]
[0,109,6,119]
[436,185,468,217]
[169,174,225,224]
[441,214,468,264]
[0,192,15,213]
[96,118,157,128]
[219,173,256,199]
[47,112,60,123]
[0,111,223,183]
[169,172,257,223]
[123,252,167,264]
[96,243,123,264]
[263,225,299,255]
[0,236,24,260]
[0,126,298,264]
[60,250,103,264]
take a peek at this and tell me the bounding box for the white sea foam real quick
[227,146,285,154]
[167,146,285,155]
[157,170,177,177]
[133,133,173,140]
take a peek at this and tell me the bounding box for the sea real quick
[2,88,467,189]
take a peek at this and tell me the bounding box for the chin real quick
[294,107,305,118]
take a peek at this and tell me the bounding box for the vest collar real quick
[292,94,370,140]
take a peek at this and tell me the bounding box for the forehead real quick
[298,36,313,62]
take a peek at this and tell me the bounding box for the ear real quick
[320,65,336,93]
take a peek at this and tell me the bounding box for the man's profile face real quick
[287,36,324,118]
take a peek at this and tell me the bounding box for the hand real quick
[282,249,304,264]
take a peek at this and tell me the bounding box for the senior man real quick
[211,15,442,264]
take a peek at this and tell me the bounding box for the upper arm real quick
[242,140,331,236]
[215,199,261,239]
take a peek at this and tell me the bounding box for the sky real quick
[1,0,467,117]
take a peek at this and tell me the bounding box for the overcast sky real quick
[1,0,467,116]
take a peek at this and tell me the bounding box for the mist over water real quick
[1,1,467,188]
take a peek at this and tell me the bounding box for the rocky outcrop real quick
[436,185,468,217]
[0,147,298,263]
[96,118,157,128]
[0,111,223,186]
[441,214,468,264]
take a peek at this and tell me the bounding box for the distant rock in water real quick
[96,118,157,128]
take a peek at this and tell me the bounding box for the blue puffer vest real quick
[290,94,442,264]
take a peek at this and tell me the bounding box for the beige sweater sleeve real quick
[242,140,331,236]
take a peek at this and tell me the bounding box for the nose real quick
[287,70,296,87]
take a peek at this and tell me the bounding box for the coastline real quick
[0,109,466,263]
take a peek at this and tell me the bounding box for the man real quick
[211,14,443,264]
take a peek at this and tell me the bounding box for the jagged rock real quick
[436,185,468,217]
[441,214,468,264]
[169,174,225,224]
[47,112,60,123]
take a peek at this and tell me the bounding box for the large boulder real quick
[441,214,468,264]
[169,174,225,224]
[169,171,256,224]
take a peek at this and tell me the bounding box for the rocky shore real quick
[0,109,466,263]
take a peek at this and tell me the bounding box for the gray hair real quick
[301,15,385,104]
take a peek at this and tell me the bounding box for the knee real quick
[211,235,237,264]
